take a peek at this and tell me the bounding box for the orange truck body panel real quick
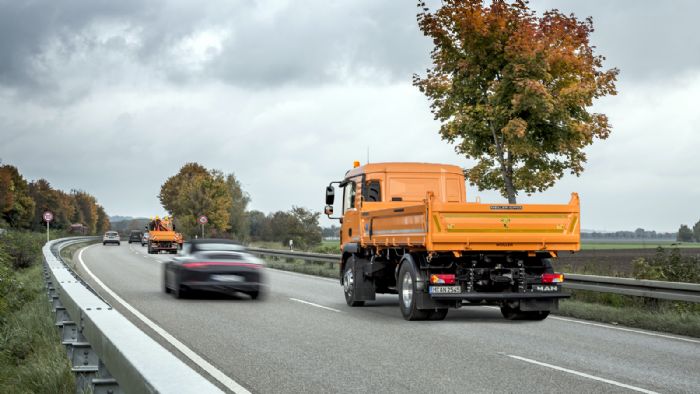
[341,162,580,253]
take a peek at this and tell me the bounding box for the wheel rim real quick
[343,267,354,295]
[402,271,413,309]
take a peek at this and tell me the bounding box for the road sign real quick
[43,211,54,222]
[198,215,208,225]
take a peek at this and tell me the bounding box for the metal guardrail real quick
[247,247,700,303]
[44,237,224,394]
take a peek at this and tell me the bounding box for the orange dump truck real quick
[147,217,181,254]
[324,162,579,321]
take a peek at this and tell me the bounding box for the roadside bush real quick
[0,232,44,269]
[633,247,700,283]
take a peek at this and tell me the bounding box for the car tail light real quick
[542,273,564,283]
[430,274,456,284]
[182,261,261,269]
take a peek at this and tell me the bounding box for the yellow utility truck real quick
[146,216,180,254]
[324,162,579,321]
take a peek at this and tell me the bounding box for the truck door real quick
[340,179,361,247]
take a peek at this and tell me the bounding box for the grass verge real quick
[557,299,700,337]
[0,264,75,393]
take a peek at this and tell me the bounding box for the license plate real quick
[429,286,461,294]
[211,275,244,282]
[532,285,559,292]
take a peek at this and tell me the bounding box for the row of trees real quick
[159,163,322,248]
[677,221,700,242]
[0,164,109,235]
[582,229,676,240]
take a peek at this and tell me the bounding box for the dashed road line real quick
[506,354,659,394]
[289,298,341,313]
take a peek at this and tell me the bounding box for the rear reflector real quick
[430,274,456,285]
[182,262,261,269]
[542,273,564,284]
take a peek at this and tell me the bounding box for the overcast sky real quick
[1,0,699,232]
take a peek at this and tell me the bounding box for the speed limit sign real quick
[43,211,54,222]
[198,215,208,225]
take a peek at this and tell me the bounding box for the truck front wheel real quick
[343,259,364,307]
[397,260,429,321]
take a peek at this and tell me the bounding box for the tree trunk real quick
[489,123,518,204]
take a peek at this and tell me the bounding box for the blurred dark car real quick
[163,239,266,300]
[128,230,143,244]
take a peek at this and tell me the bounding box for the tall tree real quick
[95,205,110,234]
[225,173,250,241]
[0,165,35,228]
[72,191,98,235]
[677,225,694,242]
[693,219,700,242]
[160,164,233,237]
[414,0,618,203]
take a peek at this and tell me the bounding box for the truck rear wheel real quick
[397,260,429,321]
[343,259,364,307]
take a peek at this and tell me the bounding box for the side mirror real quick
[325,186,335,205]
[324,205,334,216]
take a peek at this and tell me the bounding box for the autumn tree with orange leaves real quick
[414,0,618,203]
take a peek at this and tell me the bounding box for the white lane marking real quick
[289,298,341,313]
[507,354,659,394]
[268,268,337,283]
[78,246,251,394]
[481,306,700,345]
[549,315,700,345]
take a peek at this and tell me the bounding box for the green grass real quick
[558,299,700,337]
[0,265,75,393]
[581,241,700,250]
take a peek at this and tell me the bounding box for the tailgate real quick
[429,193,580,252]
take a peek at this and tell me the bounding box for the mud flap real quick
[520,299,558,312]
[353,258,376,301]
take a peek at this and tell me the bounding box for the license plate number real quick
[211,275,244,282]
[429,286,461,294]
[532,285,558,292]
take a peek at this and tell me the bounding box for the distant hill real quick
[109,215,141,223]
[110,217,150,234]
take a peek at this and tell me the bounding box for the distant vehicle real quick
[141,232,149,246]
[147,216,178,254]
[103,231,121,246]
[163,239,266,300]
[128,231,143,244]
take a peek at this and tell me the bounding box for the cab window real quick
[364,180,381,202]
[342,181,356,212]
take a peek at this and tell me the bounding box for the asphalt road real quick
[75,242,700,394]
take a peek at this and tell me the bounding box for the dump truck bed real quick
[359,193,580,252]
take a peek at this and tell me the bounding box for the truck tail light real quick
[430,274,456,284]
[542,273,564,284]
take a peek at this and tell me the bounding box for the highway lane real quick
[75,242,700,393]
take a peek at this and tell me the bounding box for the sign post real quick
[198,215,208,238]
[43,211,54,242]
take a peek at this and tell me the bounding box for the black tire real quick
[163,276,171,294]
[173,278,184,299]
[117,242,120,246]
[397,259,429,321]
[103,242,106,245]
[428,308,449,321]
[342,257,365,307]
[500,304,550,321]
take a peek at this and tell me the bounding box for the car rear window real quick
[106,232,118,236]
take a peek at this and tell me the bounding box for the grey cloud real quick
[0,0,148,90]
